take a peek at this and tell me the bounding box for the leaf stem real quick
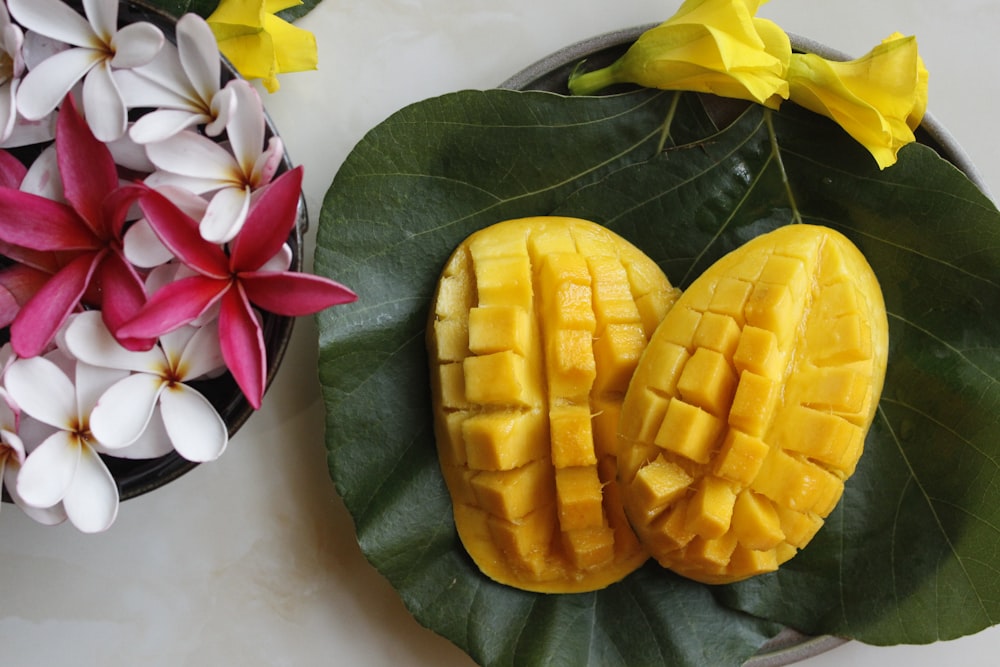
[764,110,803,225]
[656,92,682,154]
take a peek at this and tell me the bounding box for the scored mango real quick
[618,224,888,584]
[427,216,680,593]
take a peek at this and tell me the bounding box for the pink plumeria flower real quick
[6,350,127,532]
[8,0,164,142]
[120,13,237,144]
[0,149,63,329]
[123,184,208,269]
[0,94,150,358]
[117,166,357,409]
[0,2,25,143]
[63,310,229,462]
[144,78,283,243]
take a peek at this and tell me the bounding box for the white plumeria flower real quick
[0,385,67,525]
[8,0,164,142]
[63,310,229,463]
[6,349,128,533]
[145,78,284,243]
[120,13,237,144]
[0,2,25,142]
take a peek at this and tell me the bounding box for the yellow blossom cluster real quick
[568,0,928,169]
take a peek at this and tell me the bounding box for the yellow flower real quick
[207,0,318,93]
[568,0,791,109]
[786,33,929,169]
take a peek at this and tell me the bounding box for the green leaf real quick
[315,87,1000,664]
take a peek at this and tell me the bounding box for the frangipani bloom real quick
[120,13,238,144]
[0,380,66,525]
[0,149,57,328]
[0,2,25,142]
[117,166,357,409]
[7,0,164,142]
[568,0,791,108]
[787,33,928,169]
[145,78,283,243]
[207,0,318,93]
[63,311,229,462]
[0,95,149,358]
[6,351,127,532]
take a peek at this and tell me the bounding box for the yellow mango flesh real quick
[618,224,888,584]
[428,216,680,593]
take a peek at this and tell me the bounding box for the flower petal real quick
[15,430,79,507]
[264,12,319,73]
[224,80,264,175]
[0,264,52,329]
[138,186,229,276]
[159,383,228,461]
[145,129,239,182]
[219,283,266,409]
[176,13,220,103]
[115,274,228,340]
[61,443,118,532]
[7,0,99,49]
[249,134,284,187]
[116,61,191,109]
[0,149,27,188]
[122,218,174,267]
[0,82,18,142]
[82,60,127,142]
[200,184,251,244]
[109,21,164,69]
[128,108,208,144]
[97,250,154,349]
[4,459,67,524]
[72,357,130,417]
[0,188,97,250]
[260,242,292,272]
[89,372,164,449]
[230,166,302,271]
[10,251,100,358]
[112,407,174,459]
[56,94,119,230]
[174,319,224,380]
[63,310,164,372]
[240,271,357,315]
[15,47,101,120]
[82,0,116,43]
[4,355,77,426]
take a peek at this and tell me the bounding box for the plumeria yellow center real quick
[0,52,13,83]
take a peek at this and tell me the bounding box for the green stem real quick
[567,63,620,96]
[765,110,803,225]
[656,91,682,154]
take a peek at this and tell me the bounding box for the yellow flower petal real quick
[568,0,790,107]
[207,0,317,93]
[262,14,318,73]
[265,0,303,13]
[207,0,265,29]
[787,34,927,169]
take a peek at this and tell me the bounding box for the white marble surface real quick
[2,1,999,665]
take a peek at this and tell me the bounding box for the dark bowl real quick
[2,0,305,502]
